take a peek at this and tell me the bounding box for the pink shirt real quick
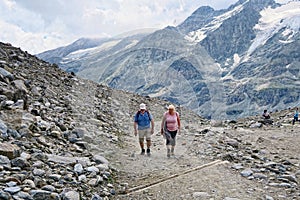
[164,112,179,131]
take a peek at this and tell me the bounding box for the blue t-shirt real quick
[134,111,152,130]
[295,111,299,118]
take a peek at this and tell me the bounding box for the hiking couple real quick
[133,103,181,157]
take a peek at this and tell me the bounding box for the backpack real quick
[136,110,151,121]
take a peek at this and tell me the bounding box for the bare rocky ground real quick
[109,109,300,200]
[0,42,299,200]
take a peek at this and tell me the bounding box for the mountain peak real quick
[192,5,215,15]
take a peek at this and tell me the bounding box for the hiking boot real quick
[141,149,145,155]
[146,148,151,156]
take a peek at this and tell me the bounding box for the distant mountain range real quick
[37,0,300,120]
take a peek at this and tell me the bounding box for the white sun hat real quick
[140,103,146,110]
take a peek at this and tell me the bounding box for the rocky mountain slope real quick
[37,0,300,120]
[1,42,300,200]
[0,41,176,199]
[0,41,124,199]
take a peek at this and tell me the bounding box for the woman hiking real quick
[160,104,181,158]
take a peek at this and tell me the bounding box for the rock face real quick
[37,0,300,120]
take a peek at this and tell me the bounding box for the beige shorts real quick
[138,128,151,140]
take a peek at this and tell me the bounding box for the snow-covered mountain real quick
[38,0,300,120]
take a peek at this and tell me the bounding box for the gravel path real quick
[109,116,300,200]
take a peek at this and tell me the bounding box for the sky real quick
[0,0,291,55]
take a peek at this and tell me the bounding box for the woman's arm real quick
[161,114,166,134]
[176,112,181,131]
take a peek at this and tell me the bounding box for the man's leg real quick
[139,130,146,155]
[146,128,152,155]
[139,138,145,154]
[146,139,151,148]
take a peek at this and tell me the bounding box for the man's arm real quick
[151,119,155,134]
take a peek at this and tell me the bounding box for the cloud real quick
[0,19,70,53]
[0,0,239,54]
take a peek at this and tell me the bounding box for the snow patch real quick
[247,1,300,55]
[125,40,139,49]
[72,40,121,57]
[60,40,122,64]
[275,0,293,4]
[256,83,270,91]
[185,2,246,43]
[279,39,293,44]
[233,54,241,66]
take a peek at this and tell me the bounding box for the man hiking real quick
[134,103,154,156]
[293,107,299,125]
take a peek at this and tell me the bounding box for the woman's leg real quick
[170,131,177,156]
[165,131,172,157]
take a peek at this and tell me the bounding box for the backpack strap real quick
[136,110,151,121]
[147,110,152,121]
